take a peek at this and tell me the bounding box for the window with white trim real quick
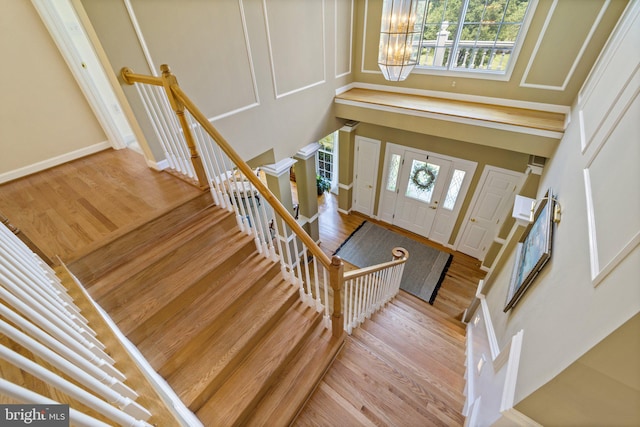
[317,131,338,189]
[418,0,532,74]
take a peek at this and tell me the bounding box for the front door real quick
[393,151,452,237]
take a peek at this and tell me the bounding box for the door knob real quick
[430,206,437,210]
[470,218,476,222]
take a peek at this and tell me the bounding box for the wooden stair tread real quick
[88,214,241,306]
[394,291,466,332]
[68,192,214,282]
[196,300,322,426]
[126,239,264,345]
[165,276,299,409]
[246,323,345,427]
[85,206,236,300]
[136,254,282,368]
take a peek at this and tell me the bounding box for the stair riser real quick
[69,193,214,283]
[138,258,283,369]
[186,287,300,412]
[126,238,257,344]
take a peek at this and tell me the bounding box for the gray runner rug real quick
[334,221,453,305]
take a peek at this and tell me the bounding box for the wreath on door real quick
[411,164,436,192]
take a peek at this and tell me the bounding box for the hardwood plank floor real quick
[0,150,483,425]
[297,191,484,426]
[0,148,203,263]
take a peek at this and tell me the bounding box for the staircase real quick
[68,192,344,426]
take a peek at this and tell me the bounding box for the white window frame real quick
[413,0,539,81]
[316,131,339,193]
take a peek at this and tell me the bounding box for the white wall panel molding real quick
[126,0,260,118]
[521,0,610,91]
[360,0,381,75]
[580,2,640,287]
[335,0,354,78]
[578,2,640,154]
[0,142,111,184]
[263,0,326,99]
[123,0,156,76]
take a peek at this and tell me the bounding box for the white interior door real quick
[456,167,523,260]
[352,137,380,216]
[393,151,451,237]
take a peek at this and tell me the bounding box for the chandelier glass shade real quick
[378,0,428,81]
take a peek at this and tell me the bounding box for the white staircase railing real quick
[343,248,408,334]
[0,220,153,426]
[122,64,410,338]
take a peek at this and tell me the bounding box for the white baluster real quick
[0,320,143,406]
[0,346,152,426]
[136,84,177,170]
[0,304,131,396]
[0,378,112,427]
[0,284,115,367]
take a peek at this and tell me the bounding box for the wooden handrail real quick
[343,247,409,281]
[121,65,332,268]
[120,64,412,337]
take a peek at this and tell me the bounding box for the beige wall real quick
[0,1,106,177]
[80,0,355,164]
[482,0,639,411]
[352,123,530,244]
[354,0,628,106]
[516,313,640,425]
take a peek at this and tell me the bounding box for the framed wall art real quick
[504,189,556,311]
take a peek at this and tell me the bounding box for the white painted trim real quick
[123,0,156,76]
[263,0,327,99]
[338,182,353,190]
[578,0,640,106]
[307,213,319,223]
[0,142,111,184]
[262,157,297,177]
[360,0,377,75]
[499,330,524,412]
[583,168,600,285]
[521,1,609,91]
[480,296,500,360]
[337,208,351,215]
[146,158,169,172]
[334,0,354,79]
[295,142,321,160]
[349,82,570,114]
[336,98,564,139]
[336,82,356,96]
[238,0,261,107]
[520,0,558,89]
[593,231,640,288]
[494,237,506,245]
[32,0,130,150]
[582,74,640,167]
[208,102,261,123]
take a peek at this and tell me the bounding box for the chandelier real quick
[378,0,428,81]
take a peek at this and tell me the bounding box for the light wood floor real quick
[0,149,484,426]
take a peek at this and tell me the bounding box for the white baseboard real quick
[337,208,351,215]
[147,158,169,171]
[0,141,111,184]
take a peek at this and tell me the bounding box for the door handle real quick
[430,206,437,210]
[470,218,476,222]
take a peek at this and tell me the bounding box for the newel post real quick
[159,64,209,190]
[329,255,344,337]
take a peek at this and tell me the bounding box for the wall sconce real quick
[378,0,428,81]
[530,196,562,224]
